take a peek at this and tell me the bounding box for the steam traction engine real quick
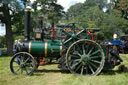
[10,8,123,76]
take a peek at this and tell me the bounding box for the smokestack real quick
[38,16,43,29]
[38,16,44,40]
[24,8,31,41]
[51,22,54,28]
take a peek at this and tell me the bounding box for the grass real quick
[0,54,128,85]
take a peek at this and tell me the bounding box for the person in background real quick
[121,38,127,53]
[18,39,23,46]
[13,39,23,53]
[113,32,118,40]
[13,40,18,53]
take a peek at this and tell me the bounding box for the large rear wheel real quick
[66,39,105,76]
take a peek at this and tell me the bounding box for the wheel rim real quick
[66,39,105,76]
[10,52,36,76]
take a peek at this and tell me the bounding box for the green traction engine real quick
[10,8,123,76]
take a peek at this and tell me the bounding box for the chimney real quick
[24,8,31,41]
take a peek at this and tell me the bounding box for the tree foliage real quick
[0,36,6,48]
[0,0,23,55]
[66,0,128,40]
[31,0,64,24]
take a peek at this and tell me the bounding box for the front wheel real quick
[10,52,37,76]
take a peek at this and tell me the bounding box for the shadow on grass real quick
[35,69,62,73]
[34,66,127,76]
[39,62,59,66]
[0,56,10,58]
[34,69,71,76]
[100,70,125,76]
[33,68,128,76]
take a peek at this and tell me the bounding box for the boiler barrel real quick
[24,40,62,57]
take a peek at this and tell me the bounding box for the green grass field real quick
[0,54,128,85]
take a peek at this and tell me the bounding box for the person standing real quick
[121,38,127,53]
[113,32,118,40]
[13,40,18,54]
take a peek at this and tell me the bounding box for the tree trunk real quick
[4,4,14,56]
[5,22,13,56]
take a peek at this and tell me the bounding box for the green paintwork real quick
[47,40,61,57]
[31,41,45,56]
[28,40,61,57]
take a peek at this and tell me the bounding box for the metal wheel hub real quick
[81,55,90,64]
[20,63,25,68]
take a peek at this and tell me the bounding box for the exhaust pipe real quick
[38,16,43,29]
[24,8,31,41]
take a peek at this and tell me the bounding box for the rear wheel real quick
[66,39,105,76]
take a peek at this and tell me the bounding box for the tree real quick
[65,0,128,40]
[67,3,84,19]
[31,0,64,24]
[114,0,128,19]
[0,36,6,48]
[0,0,23,55]
[47,2,64,23]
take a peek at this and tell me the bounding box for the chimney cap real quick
[24,6,31,11]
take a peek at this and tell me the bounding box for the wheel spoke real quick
[89,62,98,69]
[72,51,82,57]
[88,47,94,56]
[82,44,86,55]
[22,53,26,62]
[16,67,21,72]
[70,54,80,58]
[20,55,24,62]
[26,63,33,67]
[23,57,30,64]
[91,60,101,64]
[86,43,91,53]
[17,57,22,63]
[81,66,84,75]
[71,59,81,62]
[70,62,81,70]
[90,56,100,59]
[90,50,100,56]
[76,44,82,54]
[75,63,82,72]
[88,64,94,74]
[73,45,76,52]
